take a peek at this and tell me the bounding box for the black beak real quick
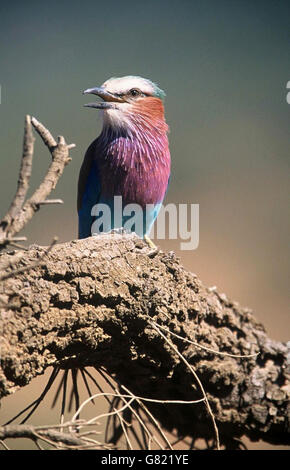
[83,87,125,109]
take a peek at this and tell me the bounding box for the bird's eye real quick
[129,88,141,97]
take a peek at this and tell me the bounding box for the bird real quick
[78,75,171,246]
[5,76,171,428]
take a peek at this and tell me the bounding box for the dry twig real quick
[0,115,74,248]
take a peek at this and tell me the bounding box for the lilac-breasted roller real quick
[78,76,171,245]
[5,76,171,422]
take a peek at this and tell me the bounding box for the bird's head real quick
[83,76,168,134]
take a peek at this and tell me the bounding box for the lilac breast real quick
[95,131,171,208]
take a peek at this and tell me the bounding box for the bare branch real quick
[37,199,64,205]
[0,116,35,239]
[0,423,112,450]
[0,116,74,245]
[0,234,289,448]
[30,116,57,150]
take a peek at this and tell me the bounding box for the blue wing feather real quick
[78,140,101,239]
[78,141,171,238]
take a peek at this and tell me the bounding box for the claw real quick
[144,234,157,250]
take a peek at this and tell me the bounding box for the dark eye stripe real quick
[114,91,152,98]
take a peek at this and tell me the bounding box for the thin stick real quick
[2,117,73,239]
[117,389,165,450]
[152,321,260,359]
[34,439,44,450]
[0,236,27,245]
[72,394,135,425]
[0,439,10,450]
[37,199,64,205]
[114,407,133,450]
[0,115,35,239]
[95,367,122,441]
[121,384,172,450]
[76,391,204,418]
[150,322,220,450]
[99,369,163,450]
[31,117,57,149]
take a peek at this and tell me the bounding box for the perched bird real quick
[78,75,171,245]
[5,76,171,426]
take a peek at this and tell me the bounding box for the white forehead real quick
[102,76,155,95]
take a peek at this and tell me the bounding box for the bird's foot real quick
[144,235,159,256]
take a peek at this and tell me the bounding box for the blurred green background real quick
[0,0,289,449]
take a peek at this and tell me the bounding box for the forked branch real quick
[0,115,74,247]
